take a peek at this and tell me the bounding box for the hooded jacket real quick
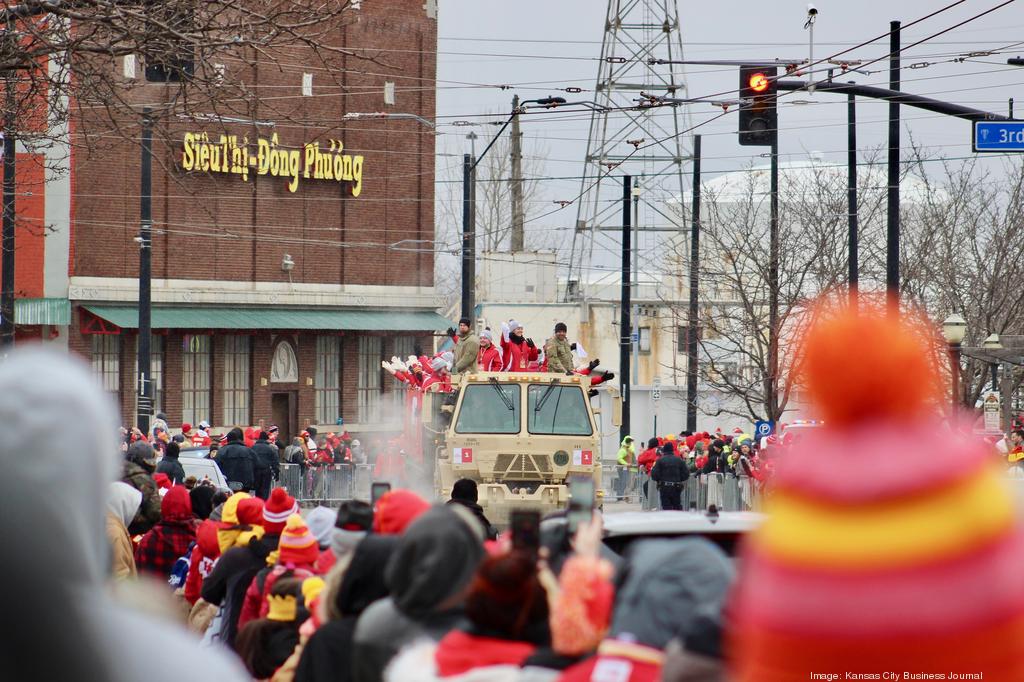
[217,427,256,490]
[252,435,281,476]
[559,537,735,682]
[106,482,142,579]
[184,519,221,605]
[0,348,248,682]
[121,457,162,536]
[155,443,187,486]
[295,536,399,682]
[352,505,485,682]
[617,437,636,466]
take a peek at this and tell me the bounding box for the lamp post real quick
[982,333,1002,392]
[943,314,967,418]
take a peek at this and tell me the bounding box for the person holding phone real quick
[651,442,689,510]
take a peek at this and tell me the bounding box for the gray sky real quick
[434,0,1024,262]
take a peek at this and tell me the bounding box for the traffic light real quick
[739,65,778,146]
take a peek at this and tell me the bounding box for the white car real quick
[602,509,764,558]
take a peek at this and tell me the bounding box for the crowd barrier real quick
[277,463,373,505]
[603,466,763,512]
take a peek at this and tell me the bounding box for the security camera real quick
[807,3,818,15]
[281,254,295,271]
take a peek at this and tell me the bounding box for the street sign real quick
[630,331,639,343]
[973,121,1024,152]
[983,391,1001,432]
[652,376,662,401]
[754,420,774,438]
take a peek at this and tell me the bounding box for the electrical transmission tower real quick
[565,0,691,300]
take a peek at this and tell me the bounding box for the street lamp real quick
[942,314,967,417]
[982,333,1003,393]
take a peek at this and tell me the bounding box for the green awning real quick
[81,304,452,332]
[15,298,71,325]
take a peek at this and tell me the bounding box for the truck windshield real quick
[528,384,593,436]
[454,383,521,434]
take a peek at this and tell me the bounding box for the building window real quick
[223,336,251,426]
[639,326,652,354]
[315,336,342,425]
[357,335,383,424]
[134,335,164,415]
[182,334,211,426]
[92,335,120,395]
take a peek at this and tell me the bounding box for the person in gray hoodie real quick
[351,504,485,682]
[0,347,248,682]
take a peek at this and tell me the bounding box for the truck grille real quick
[494,454,552,478]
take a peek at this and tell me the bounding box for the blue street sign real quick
[630,331,639,343]
[754,420,774,438]
[974,121,1024,152]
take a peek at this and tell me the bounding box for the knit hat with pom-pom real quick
[728,298,1024,682]
[278,514,320,566]
[263,487,298,535]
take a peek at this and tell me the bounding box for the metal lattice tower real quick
[565,0,691,299]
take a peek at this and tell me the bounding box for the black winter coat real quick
[155,455,187,486]
[201,533,280,647]
[702,452,727,476]
[217,438,255,490]
[651,453,689,484]
[251,438,281,477]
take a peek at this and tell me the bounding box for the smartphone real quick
[567,479,595,534]
[510,509,541,553]
[371,481,391,505]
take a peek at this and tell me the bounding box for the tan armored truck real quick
[422,371,621,527]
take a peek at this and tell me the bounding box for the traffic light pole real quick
[137,111,153,434]
[768,138,779,422]
[848,86,858,304]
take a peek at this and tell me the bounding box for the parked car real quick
[179,456,230,491]
[601,509,764,558]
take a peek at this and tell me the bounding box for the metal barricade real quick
[632,472,763,512]
[277,462,375,506]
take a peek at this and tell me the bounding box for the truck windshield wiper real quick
[488,377,515,411]
[535,379,558,412]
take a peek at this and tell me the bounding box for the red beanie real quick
[263,487,298,534]
[278,514,320,566]
[372,489,430,535]
[181,422,192,434]
[153,472,172,490]
[236,497,265,526]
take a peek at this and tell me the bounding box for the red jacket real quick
[477,345,502,372]
[435,630,536,677]
[184,519,220,605]
[637,447,659,474]
[237,563,316,630]
[502,336,539,372]
[559,641,664,682]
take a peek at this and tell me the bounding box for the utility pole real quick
[887,20,901,313]
[509,94,524,252]
[686,135,701,433]
[137,110,153,434]
[848,86,858,304]
[0,117,13,349]
[0,59,15,349]
[619,175,631,442]
[461,153,475,320]
[631,176,640,387]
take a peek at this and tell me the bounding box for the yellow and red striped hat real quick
[728,300,1024,682]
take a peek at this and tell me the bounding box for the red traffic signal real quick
[739,65,778,146]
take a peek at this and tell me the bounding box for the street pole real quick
[631,176,640,386]
[950,342,961,419]
[620,174,631,442]
[137,110,153,434]
[686,135,701,433]
[509,95,524,252]
[887,20,901,313]
[0,123,14,349]
[461,153,475,320]
[847,86,858,304]
[768,136,779,422]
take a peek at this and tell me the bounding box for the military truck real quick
[422,371,621,527]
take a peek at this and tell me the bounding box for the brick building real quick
[6,1,447,444]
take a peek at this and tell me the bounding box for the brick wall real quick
[71,0,436,290]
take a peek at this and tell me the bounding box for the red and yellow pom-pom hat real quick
[728,299,1024,682]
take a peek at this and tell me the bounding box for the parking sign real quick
[754,420,774,438]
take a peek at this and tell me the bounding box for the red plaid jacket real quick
[134,519,196,579]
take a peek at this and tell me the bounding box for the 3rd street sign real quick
[974,121,1024,152]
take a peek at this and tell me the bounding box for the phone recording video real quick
[567,479,596,534]
[371,481,391,505]
[510,509,541,553]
